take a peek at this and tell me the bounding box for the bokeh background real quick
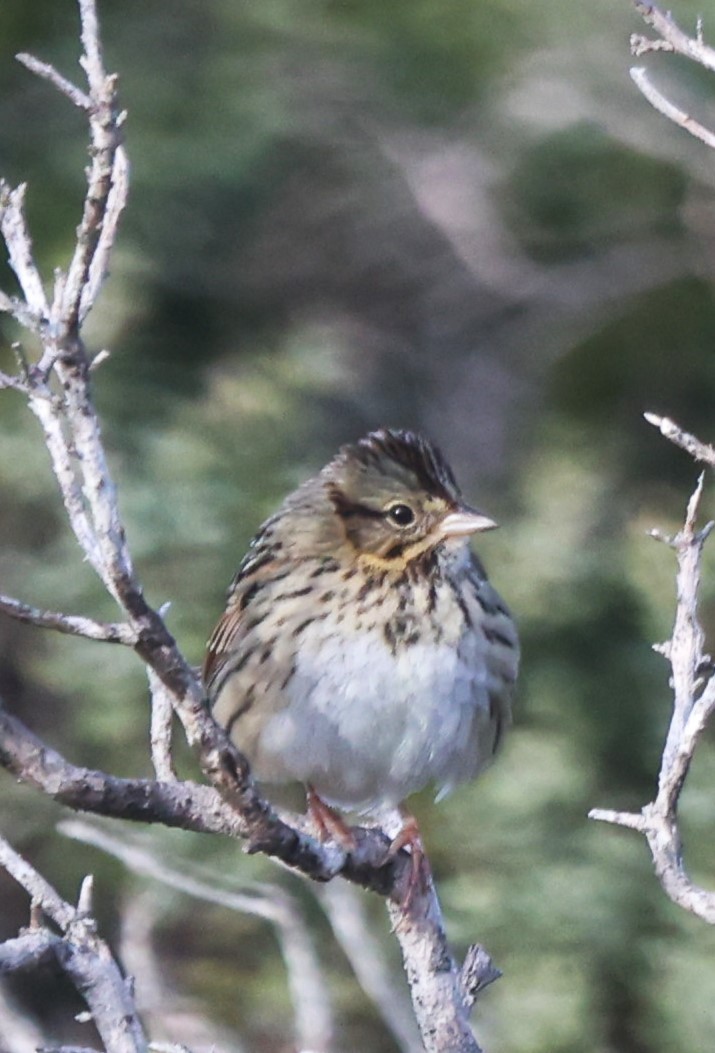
[2,1,715,1050]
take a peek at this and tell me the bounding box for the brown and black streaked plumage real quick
[204,429,519,827]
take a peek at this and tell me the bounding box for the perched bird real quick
[204,429,519,883]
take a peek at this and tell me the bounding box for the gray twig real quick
[644,412,715,467]
[0,593,137,644]
[16,52,91,110]
[460,945,503,1008]
[388,873,485,1053]
[147,669,178,781]
[630,68,715,150]
[61,820,335,1053]
[630,2,715,149]
[589,419,715,924]
[0,182,49,318]
[632,1,715,72]
[0,833,148,1053]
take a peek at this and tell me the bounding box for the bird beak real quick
[438,506,498,538]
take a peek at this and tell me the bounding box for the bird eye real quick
[386,503,415,527]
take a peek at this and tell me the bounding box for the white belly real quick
[254,618,494,813]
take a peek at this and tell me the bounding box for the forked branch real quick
[589,416,715,924]
[0,835,147,1053]
[630,2,715,150]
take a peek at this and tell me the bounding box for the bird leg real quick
[306,785,356,851]
[387,810,431,910]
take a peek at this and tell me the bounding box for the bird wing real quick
[202,530,284,690]
[202,603,244,688]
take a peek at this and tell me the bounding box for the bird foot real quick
[387,812,431,911]
[306,785,357,851]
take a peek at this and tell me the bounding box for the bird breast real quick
[234,552,514,815]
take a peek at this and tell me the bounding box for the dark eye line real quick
[335,500,385,520]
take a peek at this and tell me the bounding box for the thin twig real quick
[658,475,710,775]
[147,669,177,781]
[16,53,91,110]
[81,144,130,322]
[460,945,503,1009]
[590,453,715,924]
[0,288,45,330]
[61,0,123,327]
[630,68,715,150]
[0,183,49,319]
[587,808,646,832]
[0,835,75,930]
[0,593,137,645]
[644,412,715,467]
[0,370,29,394]
[632,1,715,72]
[26,392,103,570]
[61,820,335,1053]
[388,873,484,1053]
[0,832,148,1053]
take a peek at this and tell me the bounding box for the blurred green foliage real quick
[2,0,715,1051]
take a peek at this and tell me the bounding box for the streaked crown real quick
[320,429,494,564]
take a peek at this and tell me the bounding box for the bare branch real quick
[147,669,177,780]
[0,832,76,929]
[591,449,715,924]
[388,875,485,1053]
[61,820,335,1053]
[81,144,130,322]
[0,701,410,890]
[640,804,715,924]
[630,33,674,58]
[588,808,646,832]
[644,412,715,467]
[659,475,711,776]
[0,369,29,393]
[0,288,44,330]
[26,390,104,567]
[55,1,123,328]
[2,0,361,897]
[632,2,715,72]
[0,183,49,319]
[0,833,148,1053]
[459,945,503,1009]
[0,701,245,838]
[0,592,137,644]
[630,4,715,148]
[16,52,91,111]
[630,68,715,150]
[0,929,65,973]
[78,0,106,89]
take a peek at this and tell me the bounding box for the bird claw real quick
[387,813,431,911]
[306,785,357,851]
